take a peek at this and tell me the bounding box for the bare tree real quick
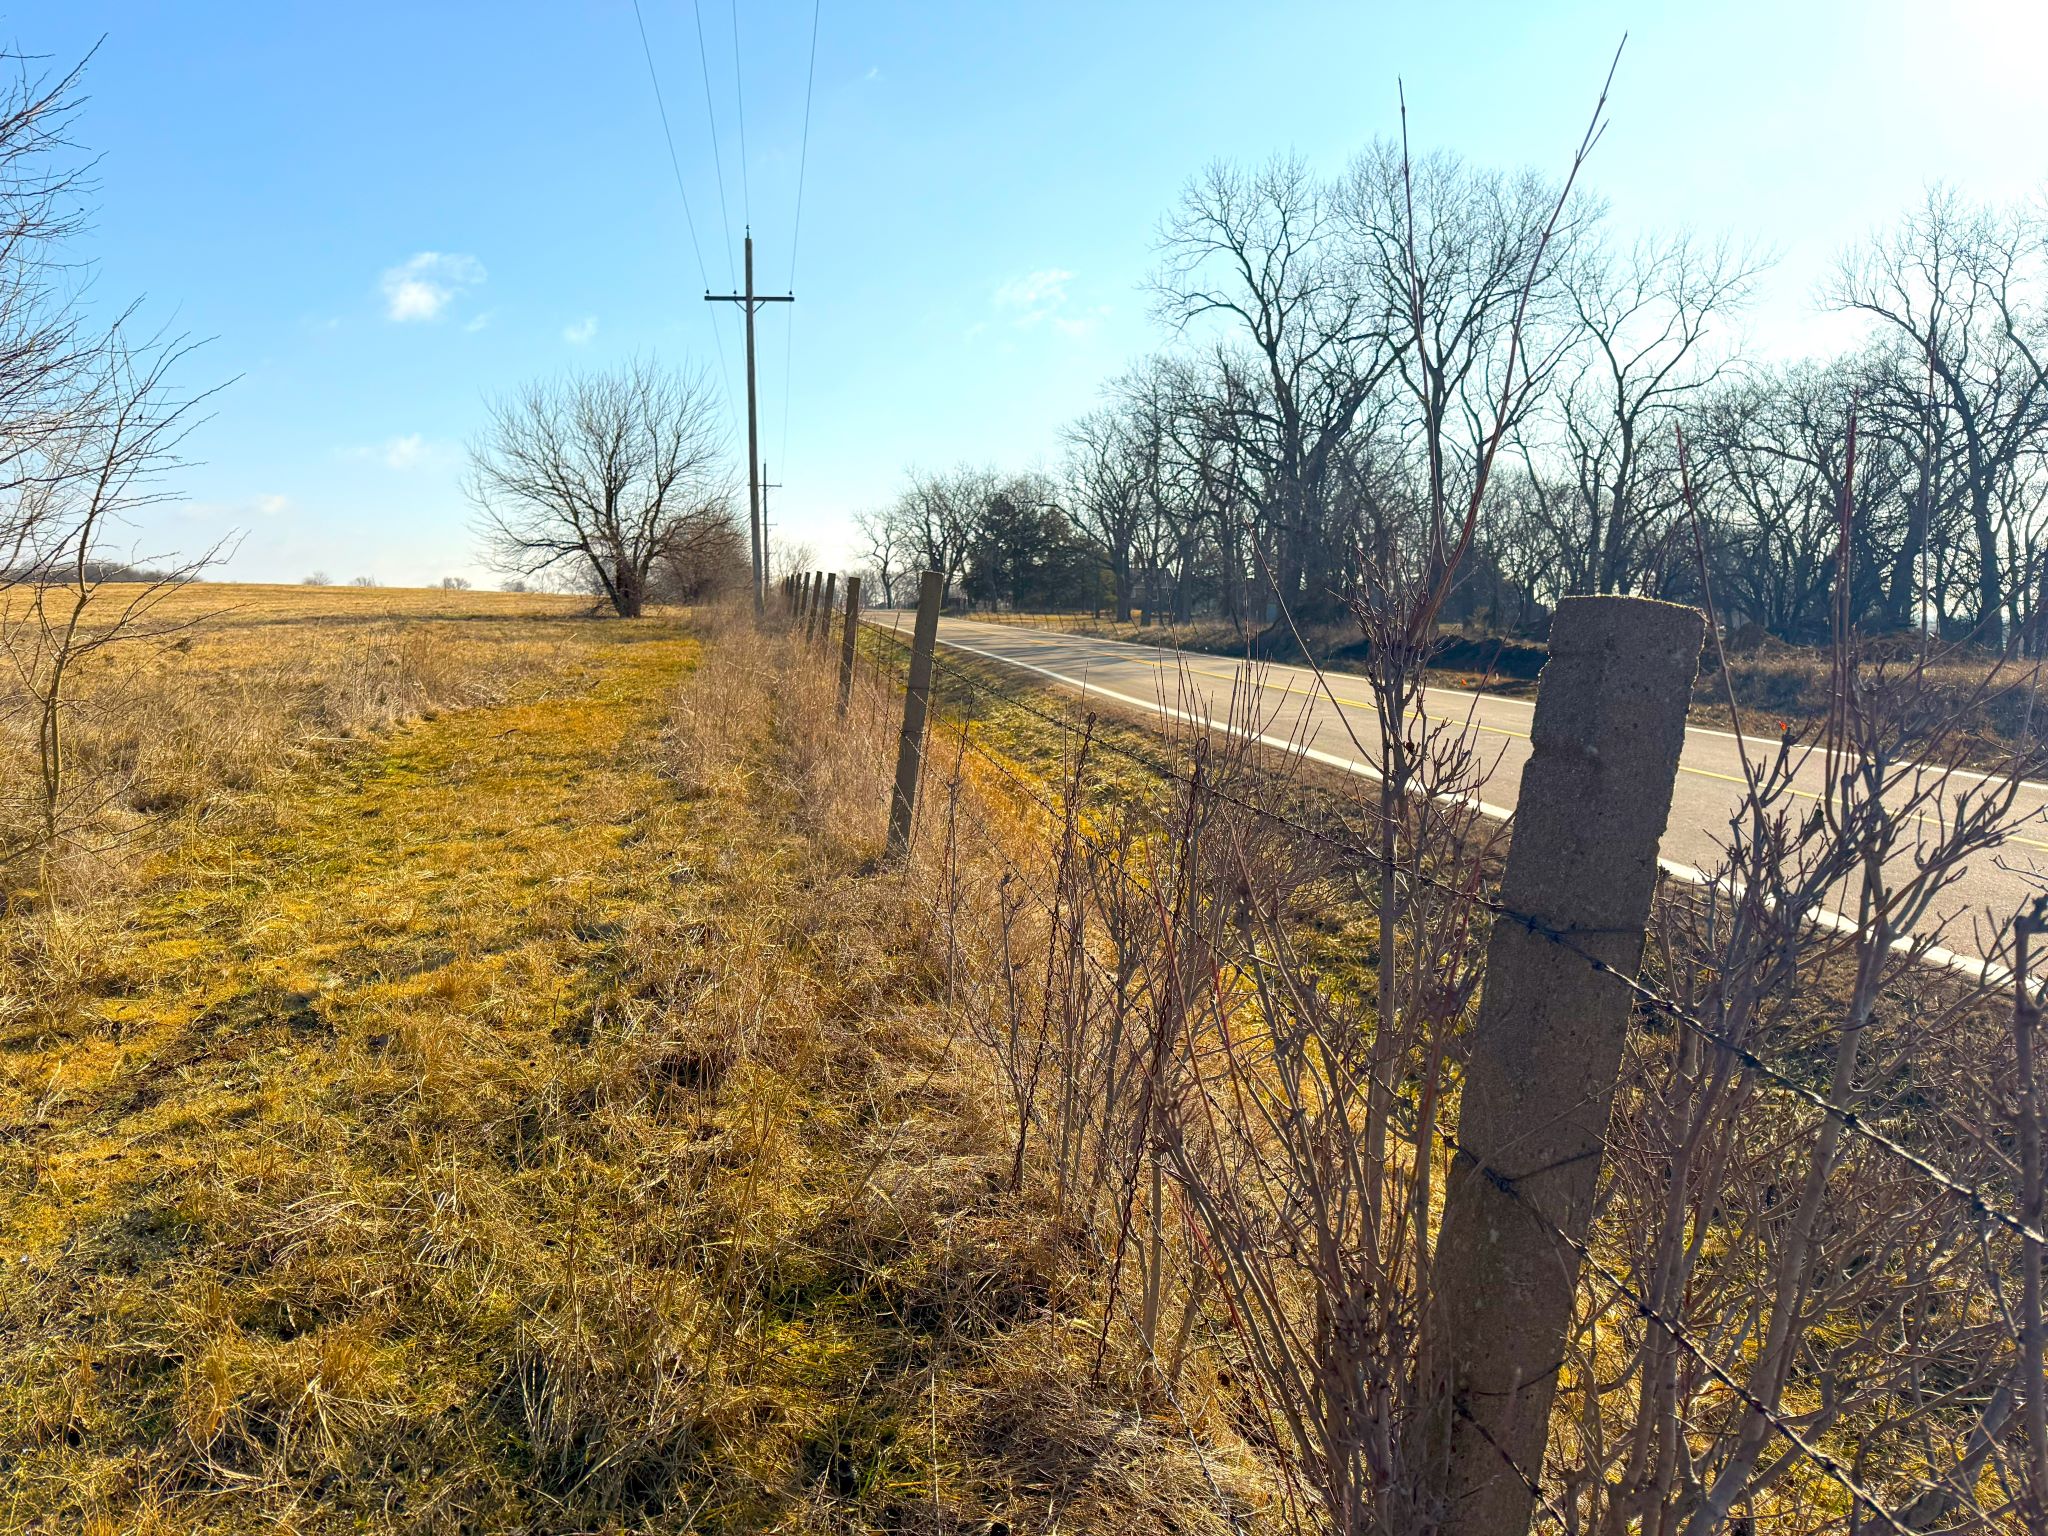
[1541,230,1765,595]
[851,508,903,606]
[468,358,733,618]
[1062,405,1146,619]
[1832,187,2048,640]
[888,464,996,602]
[1154,155,1397,621]
[1,328,214,864]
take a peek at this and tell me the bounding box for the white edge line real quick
[873,618,2024,993]
[956,618,2048,798]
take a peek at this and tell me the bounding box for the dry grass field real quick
[0,584,1260,1533]
[0,582,2030,1533]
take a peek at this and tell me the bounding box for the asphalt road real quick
[879,614,2048,973]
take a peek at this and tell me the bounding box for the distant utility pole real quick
[760,460,781,582]
[705,230,793,616]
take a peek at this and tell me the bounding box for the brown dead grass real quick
[0,588,1271,1533]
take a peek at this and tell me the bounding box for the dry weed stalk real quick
[875,558,2048,1534]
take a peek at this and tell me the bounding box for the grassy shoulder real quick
[0,597,1263,1533]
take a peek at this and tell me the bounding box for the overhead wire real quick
[628,0,738,424]
[690,0,738,287]
[779,0,821,473]
[729,0,752,231]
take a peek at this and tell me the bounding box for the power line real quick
[788,0,820,291]
[779,0,821,471]
[628,0,737,421]
[728,0,752,231]
[689,0,736,288]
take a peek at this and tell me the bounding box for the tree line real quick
[860,159,2048,648]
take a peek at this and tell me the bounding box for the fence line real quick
[903,637,2047,1256]
[776,574,2039,1534]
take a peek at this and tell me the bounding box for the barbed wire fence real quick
[770,570,2046,1535]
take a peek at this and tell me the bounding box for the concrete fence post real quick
[1430,594,1704,1536]
[793,572,807,626]
[838,575,862,715]
[814,573,838,648]
[887,570,944,859]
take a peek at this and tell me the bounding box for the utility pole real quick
[760,461,782,586]
[705,229,793,616]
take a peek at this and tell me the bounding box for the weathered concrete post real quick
[813,573,838,648]
[792,572,807,625]
[887,570,944,858]
[1431,594,1703,1536]
[838,575,862,715]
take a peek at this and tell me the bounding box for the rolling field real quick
[0,586,1250,1534]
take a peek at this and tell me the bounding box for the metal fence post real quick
[1429,594,1704,1536]
[838,575,862,715]
[887,570,943,858]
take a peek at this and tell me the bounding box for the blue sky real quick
[25,0,2048,586]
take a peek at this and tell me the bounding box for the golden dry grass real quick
[0,585,1269,1533]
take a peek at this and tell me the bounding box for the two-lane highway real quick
[878,614,2048,972]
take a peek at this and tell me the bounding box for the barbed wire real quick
[859,630,2016,1533]
[1428,1108,1939,1536]
[906,637,2048,1252]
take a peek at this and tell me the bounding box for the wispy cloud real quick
[380,252,486,323]
[350,433,437,471]
[988,267,1107,339]
[993,268,1073,319]
[180,492,291,522]
[562,315,598,345]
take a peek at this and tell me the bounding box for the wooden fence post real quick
[814,573,838,647]
[838,575,862,716]
[887,570,943,858]
[1431,594,1704,1536]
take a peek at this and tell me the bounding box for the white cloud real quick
[464,310,495,333]
[993,268,1073,319]
[562,315,598,345]
[380,252,486,323]
[987,267,1106,339]
[349,434,437,470]
[179,492,292,522]
[381,433,430,469]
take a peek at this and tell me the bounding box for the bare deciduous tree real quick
[468,359,734,618]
